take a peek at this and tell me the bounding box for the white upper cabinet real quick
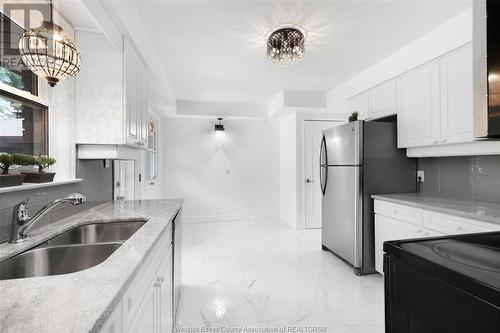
[397,60,441,148]
[124,39,149,147]
[397,43,473,149]
[75,31,149,148]
[368,79,396,120]
[439,43,473,144]
[348,92,368,120]
[75,31,124,144]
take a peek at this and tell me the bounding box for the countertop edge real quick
[371,194,500,225]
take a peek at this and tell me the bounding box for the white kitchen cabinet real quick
[124,39,149,147]
[374,215,423,273]
[423,210,500,235]
[100,301,123,333]
[397,43,473,149]
[128,278,158,333]
[158,253,173,333]
[368,80,396,120]
[397,60,441,148]
[374,199,500,274]
[439,43,473,144]
[75,31,124,144]
[348,92,368,120]
[100,210,182,333]
[75,31,149,147]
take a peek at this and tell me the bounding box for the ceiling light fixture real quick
[267,25,305,66]
[18,0,82,87]
[215,117,225,132]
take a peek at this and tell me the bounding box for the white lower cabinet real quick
[100,301,123,333]
[100,217,177,333]
[374,199,500,274]
[374,215,423,273]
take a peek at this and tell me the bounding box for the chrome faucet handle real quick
[15,192,47,222]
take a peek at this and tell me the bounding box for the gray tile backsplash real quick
[0,160,113,242]
[418,155,500,203]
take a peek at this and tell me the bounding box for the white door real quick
[440,43,473,144]
[396,60,440,148]
[114,160,136,201]
[304,120,343,229]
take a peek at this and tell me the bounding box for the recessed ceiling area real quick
[109,0,471,115]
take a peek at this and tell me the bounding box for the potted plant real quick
[348,111,359,122]
[0,153,26,187]
[22,154,57,183]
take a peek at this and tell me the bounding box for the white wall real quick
[279,113,298,229]
[327,7,472,107]
[161,117,280,220]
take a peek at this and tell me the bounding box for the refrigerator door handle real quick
[320,135,328,196]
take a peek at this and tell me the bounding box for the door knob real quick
[306,179,313,183]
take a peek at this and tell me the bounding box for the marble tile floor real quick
[177,218,384,333]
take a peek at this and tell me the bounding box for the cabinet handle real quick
[441,139,447,143]
[433,140,439,144]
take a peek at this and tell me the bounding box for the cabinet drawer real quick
[374,200,423,226]
[123,223,172,331]
[375,214,423,273]
[423,211,500,235]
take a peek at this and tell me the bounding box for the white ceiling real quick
[120,0,471,109]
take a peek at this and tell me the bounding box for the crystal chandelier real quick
[267,25,305,66]
[19,0,81,87]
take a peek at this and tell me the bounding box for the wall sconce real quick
[214,117,225,139]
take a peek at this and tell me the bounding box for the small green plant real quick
[0,153,33,175]
[348,111,359,122]
[33,155,56,173]
[0,153,15,175]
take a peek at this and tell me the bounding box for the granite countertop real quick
[0,199,183,333]
[371,193,500,226]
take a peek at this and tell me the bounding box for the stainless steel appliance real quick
[474,0,500,137]
[320,120,415,275]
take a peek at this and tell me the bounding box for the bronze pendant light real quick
[18,0,82,87]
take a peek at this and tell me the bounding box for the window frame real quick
[142,112,160,189]
[0,87,49,156]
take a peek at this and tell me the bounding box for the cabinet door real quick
[127,281,158,333]
[397,60,440,148]
[139,74,149,145]
[348,92,368,120]
[158,249,173,333]
[99,301,122,333]
[124,40,140,146]
[374,215,422,273]
[440,43,473,144]
[368,80,396,120]
[173,210,182,323]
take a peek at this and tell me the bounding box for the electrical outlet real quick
[417,170,424,182]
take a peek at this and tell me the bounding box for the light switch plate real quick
[417,170,424,182]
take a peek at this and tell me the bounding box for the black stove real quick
[383,232,500,333]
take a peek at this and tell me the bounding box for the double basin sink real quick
[0,221,145,281]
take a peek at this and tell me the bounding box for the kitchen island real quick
[0,199,183,333]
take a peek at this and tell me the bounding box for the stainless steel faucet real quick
[9,193,87,243]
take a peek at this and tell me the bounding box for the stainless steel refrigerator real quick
[320,120,415,275]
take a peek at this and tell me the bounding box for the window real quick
[144,118,158,183]
[0,13,46,156]
[0,13,38,94]
[0,91,47,155]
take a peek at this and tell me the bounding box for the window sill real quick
[0,179,83,194]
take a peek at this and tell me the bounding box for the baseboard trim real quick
[183,214,280,224]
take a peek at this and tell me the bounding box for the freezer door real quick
[322,166,363,268]
[323,121,363,166]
